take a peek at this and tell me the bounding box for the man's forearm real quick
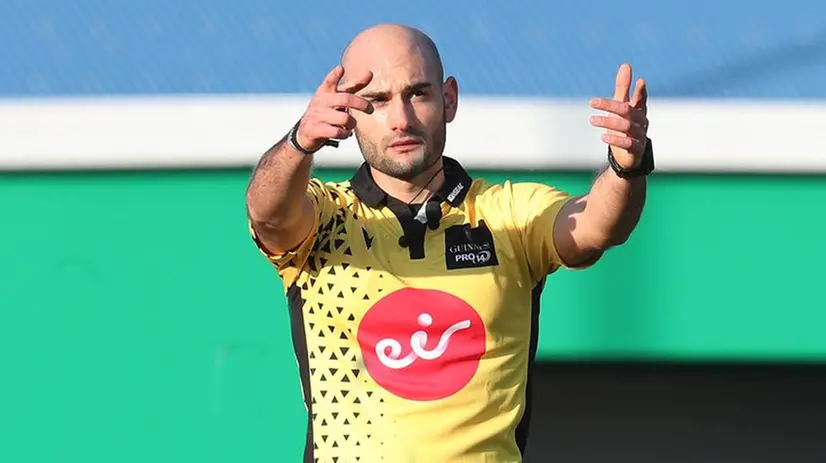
[245,136,313,226]
[581,167,647,248]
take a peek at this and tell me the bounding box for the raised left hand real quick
[589,63,649,169]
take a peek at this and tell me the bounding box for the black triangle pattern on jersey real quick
[295,194,388,461]
[361,228,373,250]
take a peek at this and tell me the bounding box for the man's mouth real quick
[389,138,423,152]
[390,138,422,147]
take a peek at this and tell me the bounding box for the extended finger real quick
[324,92,373,114]
[602,133,645,154]
[613,64,632,102]
[591,98,647,123]
[591,98,632,117]
[316,108,356,129]
[339,69,374,94]
[318,65,345,93]
[590,116,647,139]
[590,115,630,133]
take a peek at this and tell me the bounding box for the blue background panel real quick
[2,0,825,98]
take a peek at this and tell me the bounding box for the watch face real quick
[642,140,654,173]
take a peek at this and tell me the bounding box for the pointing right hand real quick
[295,65,374,152]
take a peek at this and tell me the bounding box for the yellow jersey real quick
[250,156,572,462]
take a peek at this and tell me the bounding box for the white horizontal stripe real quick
[1,95,823,172]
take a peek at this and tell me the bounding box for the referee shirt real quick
[250,156,572,462]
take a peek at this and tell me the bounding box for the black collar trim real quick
[350,156,472,208]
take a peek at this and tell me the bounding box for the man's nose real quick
[388,98,413,132]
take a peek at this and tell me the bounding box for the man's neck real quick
[370,158,445,204]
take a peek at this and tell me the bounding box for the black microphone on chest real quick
[421,199,476,243]
[425,201,442,230]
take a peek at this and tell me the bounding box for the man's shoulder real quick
[466,177,572,231]
[308,177,355,195]
[468,178,562,203]
[306,178,359,207]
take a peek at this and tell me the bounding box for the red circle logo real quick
[357,288,487,401]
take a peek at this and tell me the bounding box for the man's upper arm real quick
[551,194,605,270]
[248,179,335,286]
[508,182,599,282]
[250,195,316,256]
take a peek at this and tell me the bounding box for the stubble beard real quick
[355,120,447,182]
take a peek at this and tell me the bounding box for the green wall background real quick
[1,168,824,461]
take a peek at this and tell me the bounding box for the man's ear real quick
[443,76,459,123]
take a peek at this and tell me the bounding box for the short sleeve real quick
[507,181,574,282]
[248,179,337,288]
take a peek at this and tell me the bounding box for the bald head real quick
[337,24,459,184]
[341,24,444,84]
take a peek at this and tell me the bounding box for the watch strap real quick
[287,120,340,155]
[608,137,654,178]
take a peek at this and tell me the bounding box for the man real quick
[246,24,652,463]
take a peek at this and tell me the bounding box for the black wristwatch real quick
[608,137,655,178]
[287,119,340,155]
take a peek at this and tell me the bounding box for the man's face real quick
[346,48,458,181]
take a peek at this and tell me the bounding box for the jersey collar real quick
[350,156,473,208]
